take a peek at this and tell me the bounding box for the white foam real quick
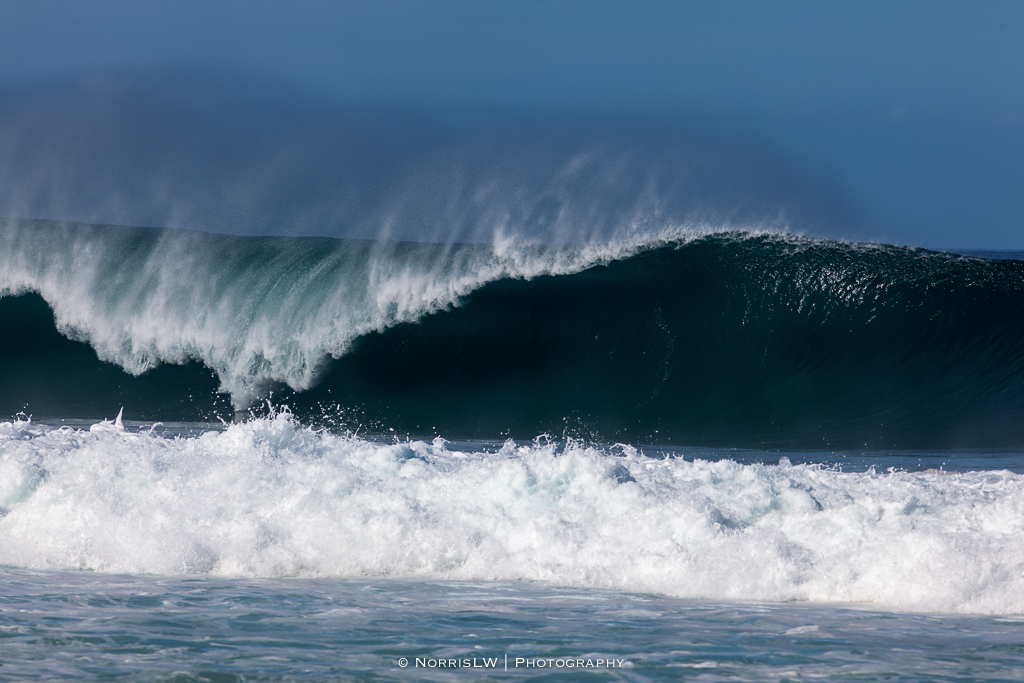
[1,413,1022,614]
[0,220,731,407]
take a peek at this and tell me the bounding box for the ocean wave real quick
[2,220,1024,447]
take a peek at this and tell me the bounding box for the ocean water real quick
[2,219,1024,680]
[4,570,1024,682]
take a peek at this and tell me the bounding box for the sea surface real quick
[2,219,1024,680]
[4,569,1024,682]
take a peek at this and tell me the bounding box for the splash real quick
[1,413,1022,614]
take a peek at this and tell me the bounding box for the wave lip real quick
[1,414,1022,615]
[0,218,685,407]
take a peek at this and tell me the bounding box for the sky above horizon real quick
[0,0,1022,248]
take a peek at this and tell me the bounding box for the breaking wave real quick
[2,220,1023,448]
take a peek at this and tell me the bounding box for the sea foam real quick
[1,414,1021,614]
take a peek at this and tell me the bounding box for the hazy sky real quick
[1,0,1022,247]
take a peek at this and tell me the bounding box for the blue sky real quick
[1,0,1022,248]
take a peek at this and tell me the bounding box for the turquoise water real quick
[2,569,1023,682]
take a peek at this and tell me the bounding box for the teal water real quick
[2,569,1023,682]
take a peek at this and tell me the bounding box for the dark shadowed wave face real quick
[266,235,1024,449]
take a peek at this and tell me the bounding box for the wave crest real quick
[0,218,688,406]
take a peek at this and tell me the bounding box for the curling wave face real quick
[0,413,1022,614]
[2,219,1024,447]
[0,218,670,406]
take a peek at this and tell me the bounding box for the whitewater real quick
[1,411,1022,615]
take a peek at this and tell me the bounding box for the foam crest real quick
[1,414,1022,614]
[0,219,696,407]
